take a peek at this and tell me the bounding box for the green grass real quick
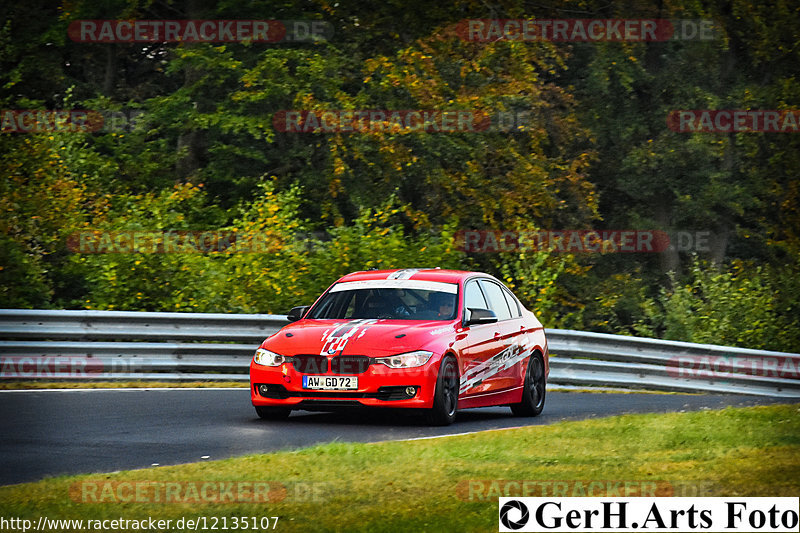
[551,387,693,395]
[1,405,798,532]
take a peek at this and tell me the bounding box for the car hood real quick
[261,318,457,356]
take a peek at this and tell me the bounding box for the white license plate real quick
[302,376,358,390]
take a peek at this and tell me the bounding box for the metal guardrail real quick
[545,329,800,397]
[1,309,798,397]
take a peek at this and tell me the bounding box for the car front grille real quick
[291,355,328,374]
[254,384,416,402]
[290,355,372,374]
[330,355,371,374]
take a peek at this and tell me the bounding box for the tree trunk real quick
[174,0,207,181]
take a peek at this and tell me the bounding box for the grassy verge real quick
[550,386,691,395]
[0,381,248,389]
[1,405,798,532]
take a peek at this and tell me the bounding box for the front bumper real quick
[250,356,442,409]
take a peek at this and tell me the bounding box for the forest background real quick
[1,0,798,352]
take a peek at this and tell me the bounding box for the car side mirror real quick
[287,305,311,322]
[465,308,498,326]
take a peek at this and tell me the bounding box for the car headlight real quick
[253,348,285,366]
[376,350,433,369]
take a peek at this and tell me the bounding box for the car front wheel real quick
[425,355,459,426]
[510,353,546,417]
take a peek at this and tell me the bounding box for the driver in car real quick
[428,292,455,319]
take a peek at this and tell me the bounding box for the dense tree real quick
[1,0,797,350]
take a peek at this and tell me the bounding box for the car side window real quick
[501,286,521,317]
[479,280,512,321]
[312,291,351,318]
[464,280,488,312]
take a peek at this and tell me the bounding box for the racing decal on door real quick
[429,325,452,336]
[459,337,532,394]
[320,319,379,355]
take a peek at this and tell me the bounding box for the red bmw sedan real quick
[250,268,548,425]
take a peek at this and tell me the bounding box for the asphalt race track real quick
[1,388,796,486]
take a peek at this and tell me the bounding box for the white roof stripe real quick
[387,269,423,280]
[329,279,458,293]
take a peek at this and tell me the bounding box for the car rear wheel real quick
[255,406,291,420]
[510,353,546,417]
[425,355,459,426]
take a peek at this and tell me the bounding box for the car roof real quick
[336,268,492,284]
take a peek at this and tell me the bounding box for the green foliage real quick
[0,131,110,307]
[495,250,583,329]
[0,233,51,307]
[1,0,798,353]
[646,259,800,352]
[72,184,224,311]
[222,190,467,314]
[72,181,465,314]
[571,270,660,337]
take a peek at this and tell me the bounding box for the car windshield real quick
[309,282,458,320]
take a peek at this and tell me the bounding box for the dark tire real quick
[510,353,546,417]
[425,355,459,426]
[255,406,291,420]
